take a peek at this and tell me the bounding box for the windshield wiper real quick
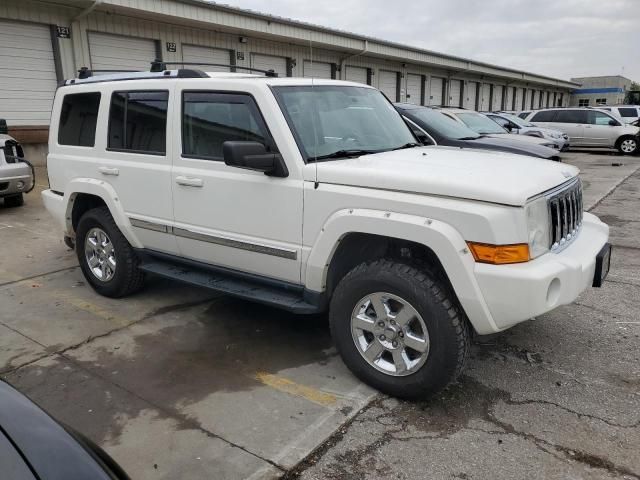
[311,149,380,162]
[390,142,421,151]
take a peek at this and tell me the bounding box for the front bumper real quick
[472,212,609,331]
[0,163,33,197]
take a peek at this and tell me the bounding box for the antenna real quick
[309,35,319,186]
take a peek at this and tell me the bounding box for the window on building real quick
[58,93,101,147]
[595,98,607,106]
[108,91,168,154]
[182,92,270,161]
[555,109,588,124]
[578,99,590,107]
[530,110,556,122]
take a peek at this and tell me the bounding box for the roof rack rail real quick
[64,67,209,86]
[150,60,279,77]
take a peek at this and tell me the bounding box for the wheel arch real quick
[306,208,499,334]
[63,179,142,248]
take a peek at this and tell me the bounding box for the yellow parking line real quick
[254,372,337,407]
[59,294,130,327]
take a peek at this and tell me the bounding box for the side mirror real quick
[0,119,8,135]
[608,119,618,126]
[222,141,288,177]
[415,132,432,145]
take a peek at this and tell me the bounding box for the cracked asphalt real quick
[1,151,639,480]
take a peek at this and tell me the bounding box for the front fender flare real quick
[305,208,499,334]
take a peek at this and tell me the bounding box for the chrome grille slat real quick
[547,178,582,252]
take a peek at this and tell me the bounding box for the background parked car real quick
[0,380,130,480]
[395,103,561,161]
[0,119,35,207]
[436,108,559,149]
[597,105,640,124]
[485,112,569,150]
[523,108,640,155]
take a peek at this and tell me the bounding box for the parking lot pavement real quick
[1,153,639,480]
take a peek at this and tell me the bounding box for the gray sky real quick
[221,0,639,82]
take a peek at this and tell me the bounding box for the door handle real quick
[98,166,119,176]
[176,176,204,187]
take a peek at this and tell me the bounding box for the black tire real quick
[3,193,24,208]
[75,206,145,298]
[616,136,639,155]
[329,259,470,399]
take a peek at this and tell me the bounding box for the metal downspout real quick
[340,40,369,80]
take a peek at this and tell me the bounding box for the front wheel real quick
[329,259,470,399]
[617,136,638,155]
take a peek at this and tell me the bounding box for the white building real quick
[0,0,578,162]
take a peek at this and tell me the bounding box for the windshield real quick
[456,112,507,134]
[500,113,535,128]
[272,85,416,161]
[407,108,480,140]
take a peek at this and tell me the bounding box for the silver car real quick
[486,112,569,151]
[1,120,34,207]
[524,108,640,155]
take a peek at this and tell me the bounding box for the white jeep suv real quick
[42,68,611,398]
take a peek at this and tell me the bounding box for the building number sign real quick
[56,26,70,38]
[166,42,177,52]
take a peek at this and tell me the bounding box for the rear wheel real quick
[617,136,638,155]
[76,207,145,298]
[3,193,24,208]
[329,259,470,399]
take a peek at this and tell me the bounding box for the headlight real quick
[525,196,550,259]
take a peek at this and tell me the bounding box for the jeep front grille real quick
[548,178,583,251]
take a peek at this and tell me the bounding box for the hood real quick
[469,136,559,158]
[486,133,552,146]
[313,146,578,206]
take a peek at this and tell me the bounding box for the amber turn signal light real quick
[467,242,530,264]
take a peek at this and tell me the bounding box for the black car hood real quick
[0,381,115,480]
[462,136,558,159]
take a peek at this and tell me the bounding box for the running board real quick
[139,258,321,314]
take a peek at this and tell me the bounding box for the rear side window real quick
[530,110,556,122]
[619,107,638,117]
[108,91,168,154]
[182,92,270,161]
[588,111,617,126]
[58,93,101,147]
[554,110,587,124]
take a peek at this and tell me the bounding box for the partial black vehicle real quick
[395,103,561,161]
[0,380,129,480]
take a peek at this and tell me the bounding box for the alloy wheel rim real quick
[621,139,636,153]
[351,292,430,376]
[84,227,116,282]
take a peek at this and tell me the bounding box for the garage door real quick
[467,82,478,110]
[448,79,462,107]
[492,85,503,110]
[182,44,230,72]
[0,20,57,125]
[89,32,157,72]
[345,66,368,84]
[480,83,491,111]
[405,74,422,105]
[379,70,398,101]
[250,53,288,77]
[303,60,332,79]
[429,77,444,105]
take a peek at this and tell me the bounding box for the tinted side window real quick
[588,111,617,126]
[108,91,168,154]
[619,107,638,117]
[554,110,587,124]
[530,110,556,122]
[58,93,101,147]
[182,92,270,160]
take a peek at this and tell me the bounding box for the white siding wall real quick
[345,65,367,84]
[448,79,462,107]
[466,81,478,110]
[303,60,332,78]
[506,86,514,111]
[88,32,157,71]
[429,77,444,105]
[492,85,503,110]
[378,70,398,101]
[250,53,287,77]
[480,83,491,111]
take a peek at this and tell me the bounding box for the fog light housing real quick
[16,181,25,190]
